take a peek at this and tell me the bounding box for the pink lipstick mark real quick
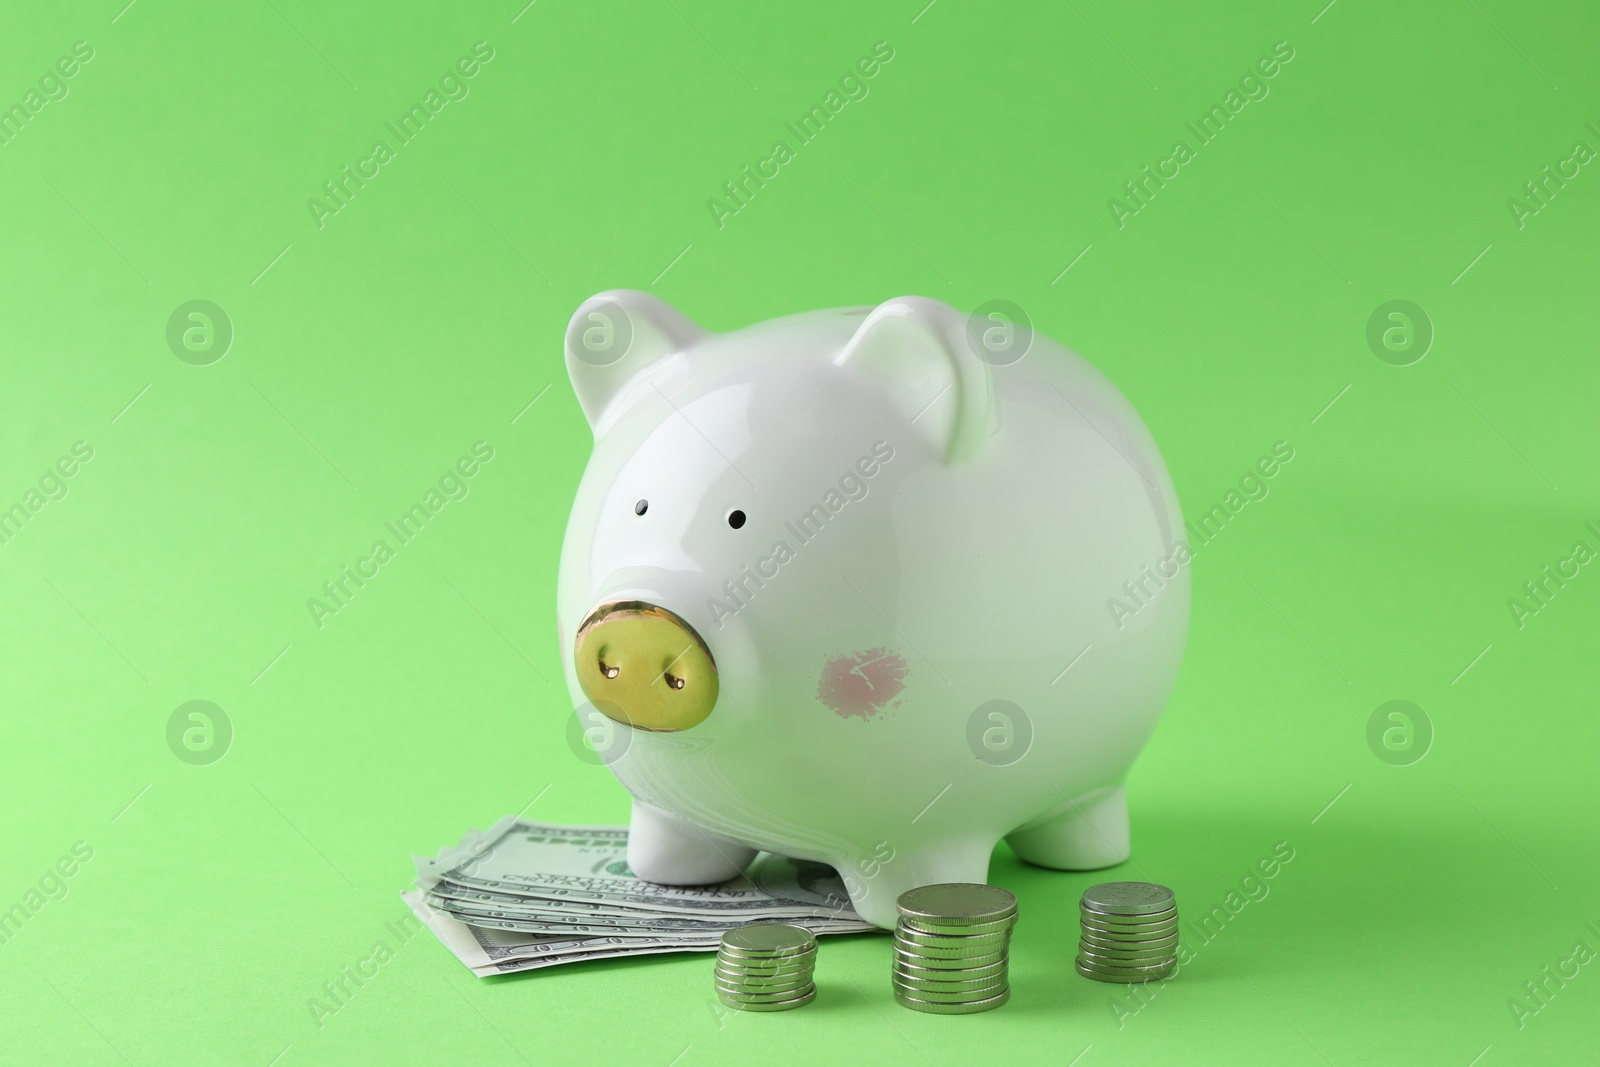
[818,648,908,719]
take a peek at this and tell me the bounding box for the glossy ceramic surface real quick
[556,290,1189,927]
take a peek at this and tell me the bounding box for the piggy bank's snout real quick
[573,601,718,732]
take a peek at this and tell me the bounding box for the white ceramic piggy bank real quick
[556,291,1189,928]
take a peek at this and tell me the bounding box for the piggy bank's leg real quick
[627,801,757,885]
[846,837,998,928]
[1005,785,1129,870]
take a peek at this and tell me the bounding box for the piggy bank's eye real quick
[634,499,648,516]
[727,509,746,530]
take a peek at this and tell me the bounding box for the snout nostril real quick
[574,601,717,731]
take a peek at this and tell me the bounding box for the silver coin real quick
[1077,944,1178,968]
[894,961,1008,980]
[893,957,1009,982]
[716,975,814,991]
[899,914,1016,938]
[1079,934,1179,958]
[1075,959,1175,983]
[897,883,1018,925]
[716,950,818,968]
[1080,915,1177,936]
[714,954,815,974]
[1079,928,1178,949]
[892,945,1009,970]
[894,987,1010,1014]
[1075,959,1177,979]
[716,944,818,956]
[1075,934,1177,959]
[720,947,819,966]
[1075,908,1177,921]
[892,970,1010,994]
[715,979,814,999]
[719,986,817,1011]
[716,980,816,999]
[892,978,1008,1003]
[1080,914,1178,935]
[892,981,1008,1003]
[717,955,815,973]
[1076,948,1177,968]
[713,979,812,1004]
[1079,922,1180,942]
[713,966,812,991]
[720,924,818,955]
[893,940,1011,961]
[893,951,1008,974]
[1080,903,1177,924]
[1079,922,1180,943]
[892,964,1008,986]
[716,980,814,1000]
[717,980,818,1002]
[716,957,817,978]
[1081,908,1184,927]
[1079,926,1177,947]
[894,925,1011,950]
[1081,882,1175,916]
[896,940,1004,966]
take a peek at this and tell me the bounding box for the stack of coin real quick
[714,923,818,1011]
[1076,881,1178,983]
[891,883,1017,1014]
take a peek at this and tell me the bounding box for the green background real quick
[3,0,1596,1064]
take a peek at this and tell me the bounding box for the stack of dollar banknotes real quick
[402,818,877,976]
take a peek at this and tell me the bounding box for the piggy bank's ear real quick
[835,297,994,463]
[565,290,704,430]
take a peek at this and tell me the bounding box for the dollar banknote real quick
[405,817,879,975]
